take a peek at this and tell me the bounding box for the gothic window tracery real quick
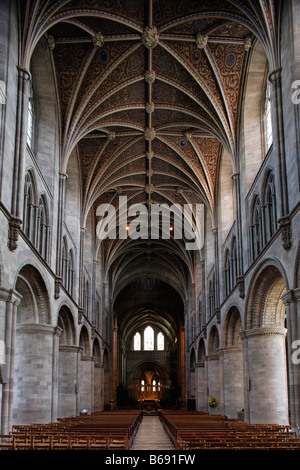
[133,326,165,351]
[36,195,48,260]
[23,171,36,242]
[250,196,262,261]
[264,172,277,242]
[27,82,34,149]
[264,81,273,153]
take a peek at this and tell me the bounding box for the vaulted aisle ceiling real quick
[21,0,281,297]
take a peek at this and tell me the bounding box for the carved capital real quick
[54,277,62,300]
[142,26,159,49]
[278,216,292,251]
[47,34,55,51]
[244,36,252,51]
[7,217,22,251]
[237,276,245,299]
[78,307,83,324]
[215,307,221,324]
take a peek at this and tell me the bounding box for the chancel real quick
[0,0,300,452]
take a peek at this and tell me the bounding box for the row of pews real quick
[0,410,142,450]
[159,410,300,450]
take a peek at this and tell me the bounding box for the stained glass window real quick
[134,332,141,350]
[264,82,273,152]
[157,332,164,350]
[144,326,154,350]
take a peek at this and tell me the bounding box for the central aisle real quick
[131,415,176,450]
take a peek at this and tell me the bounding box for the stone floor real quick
[130,415,176,450]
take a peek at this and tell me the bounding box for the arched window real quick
[231,237,238,288]
[134,332,141,351]
[157,332,164,350]
[36,195,48,260]
[264,172,277,242]
[27,82,34,148]
[264,81,273,153]
[23,171,36,242]
[68,249,74,296]
[62,237,68,288]
[224,249,231,296]
[208,277,215,317]
[84,279,90,317]
[144,326,154,350]
[250,196,262,261]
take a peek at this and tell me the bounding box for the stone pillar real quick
[282,289,300,432]
[55,172,67,299]
[0,288,22,434]
[94,363,104,411]
[207,353,220,414]
[180,326,186,408]
[13,324,59,425]
[8,67,31,251]
[269,68,291,251]
[220,346,244,419]
[241,327,289,424]
[51,326,61,422]
[212,228,220,318]
[78,227,86,323]
[232,172,245,298]
[195,362,206,411]
[79,354,94,413]
[58,345,81,418]
[112,326,118,407]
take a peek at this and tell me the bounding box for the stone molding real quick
[0,287,22,304]
[240,326,287,340]
[16,323,61,335]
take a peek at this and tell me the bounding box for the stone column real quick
[269,68,291,251]
[195,362,206,411]
[13,323,59,425]
[58,345,81,418]
[8,67,31,251]
[55,172,67,299]
[112,325,118,407]
[282,289,300,432]
[180,326,186,408]
[79,354,94,413]
[51,326,61,422]
[0,288,22,434]
[207,353,220,414]
[241,327,289,424]
[212,228,220,319]
[220,346,244,419]
[232,172,245,298]
[94,363,104,411]
[78,227,86,323]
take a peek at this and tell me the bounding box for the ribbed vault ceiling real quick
[21,0,280,303]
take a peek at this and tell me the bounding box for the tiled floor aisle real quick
[131,415,176,450]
